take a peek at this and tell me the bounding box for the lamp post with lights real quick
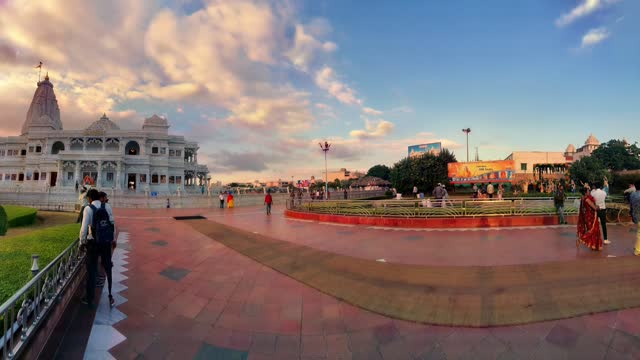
[319,141,331,200]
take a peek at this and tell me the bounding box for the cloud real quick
[0,0,323,135]
[314,66,362,106]
[349,119,394,139]
[363,107,382,116]
[555,0,619,27]
[286,22,337,72]
[208,150,271,172]
[581,27,611,47]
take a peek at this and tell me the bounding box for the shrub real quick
[2,205,37,228]
[0,206,6,236]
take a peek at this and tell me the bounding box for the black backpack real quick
[89,203,114,244]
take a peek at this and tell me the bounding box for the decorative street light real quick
[462,128,471,162]
[319,141,331,200]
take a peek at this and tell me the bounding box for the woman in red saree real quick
[577,187,603,251]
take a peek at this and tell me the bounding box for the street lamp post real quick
[319,141,331,200]
[462,128,471,162]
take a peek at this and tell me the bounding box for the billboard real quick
[408,142,442,157]
[448,160,516,184]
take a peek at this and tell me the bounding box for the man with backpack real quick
[78,189,101,307]
[98,192,116,306]
[78,189,116,307]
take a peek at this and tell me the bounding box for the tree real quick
[366,164,391,180]
[389,150,457,194]
[569,156,609,188]
[591,139,640,171]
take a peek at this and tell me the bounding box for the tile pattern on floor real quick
[83,232,130,360]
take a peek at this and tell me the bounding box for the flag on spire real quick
[35,61,43,69]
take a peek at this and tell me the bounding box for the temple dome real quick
[585,134,600,146]
[21,74,62,135]
[86,113,119,132]
[565,144,576,153]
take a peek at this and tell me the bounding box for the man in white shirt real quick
[219,192,225,208]
[79,189,101,307]
[590,182,609,244]
[98,191,116,307]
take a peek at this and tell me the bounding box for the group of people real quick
[470,183,504,199]
[78,188,116,308]
[217,192,235,208]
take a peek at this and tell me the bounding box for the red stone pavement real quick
[107,205,640,359]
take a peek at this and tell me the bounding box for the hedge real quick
[0,223,80,305]
[1,205,38,231]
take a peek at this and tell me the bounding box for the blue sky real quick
[0,0,638,182]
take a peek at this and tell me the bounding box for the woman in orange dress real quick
[577,187,603,251]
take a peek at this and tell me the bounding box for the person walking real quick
[554,184,567,224]
[591,182,609,245]
[432,183,445,207]
[413,185,418,198]
[344,189,348,200]
[219,192,225,208]
[227,192,234,208]
[577,187,603,251]
[78,189,102,307]
[630,181,640,256]
[98,192,116,307]
[264,191,273,215]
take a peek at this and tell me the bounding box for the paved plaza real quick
[90,206,640,359]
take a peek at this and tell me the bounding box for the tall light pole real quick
[462,128,471,162]
[319,141,331,200]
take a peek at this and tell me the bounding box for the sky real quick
[0,0,638,183]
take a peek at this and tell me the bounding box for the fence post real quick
[31,254,40,277]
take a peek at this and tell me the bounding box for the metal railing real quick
[0,240,84,360]
[287,197,593,218]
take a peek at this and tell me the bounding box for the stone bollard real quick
[31,254,40,276]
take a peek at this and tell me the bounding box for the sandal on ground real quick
[109,295,115,307]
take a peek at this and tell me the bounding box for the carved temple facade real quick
[0,75,208,193]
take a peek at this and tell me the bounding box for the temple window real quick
[125,141,140,155]
[29,146,34,153]
[51,141,65,154]
[161,175,167,183]
[152,146,159,154]
[36,146,42,153]
[20,149,26,156]
[151,174,159,184]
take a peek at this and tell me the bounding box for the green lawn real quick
[0,223,80,305]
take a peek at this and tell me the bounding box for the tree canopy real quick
[591,139,640,171]
[366,164,391,180]
[568,156,609,188]
[389,150,457,194]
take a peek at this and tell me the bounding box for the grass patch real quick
[0,223,80,305]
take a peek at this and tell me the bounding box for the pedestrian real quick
[264,191,273,215]
[219,192,225,208]
[497,183,504,200]
[554,184,567,224]
[227,192,234,208]
[603,178,609,196]
[413,185,418,198]
[487,183,495,199]
[577,187,603,251]
[590,182,609,245]
[78,189,102,307]
[75,181,79,193]
[630,181,640,256]
[432,183,445,207]
[166,198,171,209]
[98,192,116,307]
[624,182,636,215]
[471,183,478,198]
[344,189,348,200]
